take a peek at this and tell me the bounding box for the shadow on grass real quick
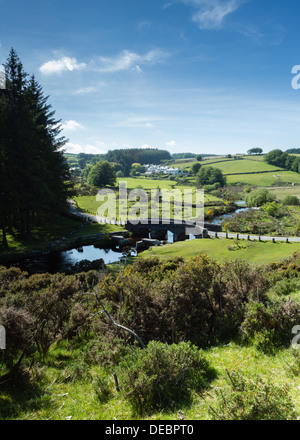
[0,371,52,420]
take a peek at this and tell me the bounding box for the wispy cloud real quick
[137,20,151,30]
[39,56,86,75]
[181,0,245,30]
[39,49,168,76]
[61,120,85,131]
[74,86,98,95]
[112,115,164,128]
[96,49,168,73]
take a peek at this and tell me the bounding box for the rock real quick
[136,241,146,251]
[141,238,160,247]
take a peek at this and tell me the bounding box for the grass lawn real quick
[138,237,300,265]
[2,339,299,420]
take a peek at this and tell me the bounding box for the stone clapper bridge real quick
[69,201,300,252]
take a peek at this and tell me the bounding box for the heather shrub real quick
[0,266,27,292]
[157,254,221,345]
[210,369,296,420]
[241,297,300,351]
[217,259,270,313]
[0,306,34,369]
[95,254,273,346]
[116,340,215,415]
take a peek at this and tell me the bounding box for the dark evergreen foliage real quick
[0,49,72,245]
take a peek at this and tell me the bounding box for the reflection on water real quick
[16,245,137,275]
[209,207,250,225]
[61,245,136,267]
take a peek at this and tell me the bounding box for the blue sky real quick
[1,0,300,155]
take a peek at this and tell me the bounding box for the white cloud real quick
[96,49,168,73]
[61,120,85,131]
[66,142,106,154]
[166,140,177,147]
[39,56,86,75]
[181,0,244,29]
[39,49,167,78]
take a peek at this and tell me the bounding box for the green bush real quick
[196,166,226,187]
[209,369,296,420]
[241,298,300,351]
[272,277,300,296]
[246,188,275,207]
[116,341,215,415]
[282,195,300,206]
[203,182,220,192]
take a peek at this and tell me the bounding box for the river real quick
[8,201,253,275]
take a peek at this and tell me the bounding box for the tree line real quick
[105,148,172,176]
[0,49,71,246]
[264,149,300,173]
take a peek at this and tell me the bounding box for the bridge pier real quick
[125,219,208,243]
[150,229,167,240]
[173,232,188,242]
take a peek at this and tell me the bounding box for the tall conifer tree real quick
[0,48,72,244]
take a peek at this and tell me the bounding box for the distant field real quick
[174,156,229,171]
[117,177,176,190]
[74,178,223,220]
[115,178,223,204]
[173,155,279,176]
[226,171,300,186]
[173,156,300,186]
[269,186,300,200]
[139,237,300,265]
[244,155,266,161]
[202,159,282,175]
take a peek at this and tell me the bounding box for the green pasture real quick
[116,177,176,190]
[226,171,300,186]
[202,158,283,175]
[138,237,300,266]
[268,186,300,201]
